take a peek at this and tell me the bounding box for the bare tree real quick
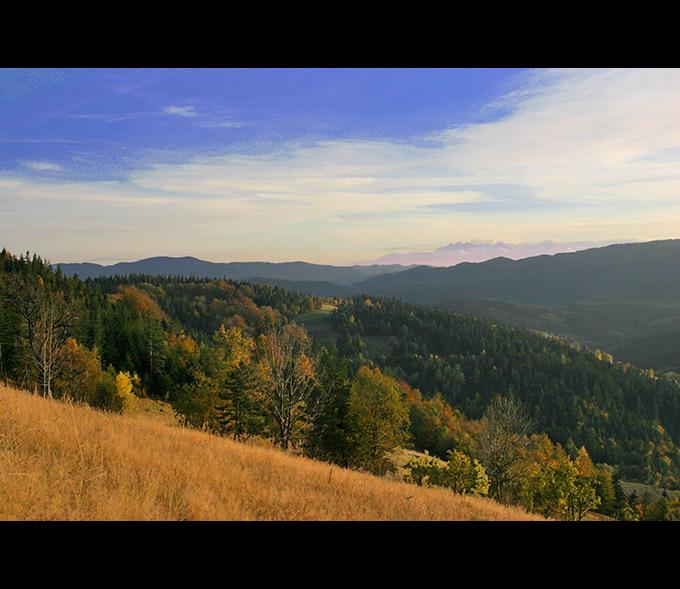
[4,275,79,397]
[256,324,320,450]
[476,395,533,503]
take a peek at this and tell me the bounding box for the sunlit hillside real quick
[0,385,543,521]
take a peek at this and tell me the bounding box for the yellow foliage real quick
[54,338,103,404]
[115,371,137,413]
[214,325,255,370]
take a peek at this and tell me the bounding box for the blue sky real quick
[0,68,522,180]
[1,68,679,264]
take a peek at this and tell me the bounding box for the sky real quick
[1,67,679,265]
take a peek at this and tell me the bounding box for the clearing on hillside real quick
[295,304,339,347]
[0,384,543,521]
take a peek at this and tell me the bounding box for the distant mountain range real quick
[355,239,680,305]
[353,239,680,356]
[358,240,627,267]
[261,239,680,358]
[55,257,410,286]
[57,239,680,363]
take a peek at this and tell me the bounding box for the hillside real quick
[0,385,542,521]
[437,299,680,353]
[615,330,680,372]
[332,296,680,487]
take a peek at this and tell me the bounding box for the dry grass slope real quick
[0,384,544,521]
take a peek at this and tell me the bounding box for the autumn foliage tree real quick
[212,326,266,440]
[52,338,104,404]
[172,326,265,439]
[519,435,601,520]
[404,384,475,458]
[347,366,410,474]
[404,450,489,496]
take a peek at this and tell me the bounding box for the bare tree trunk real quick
[258,324,318,451]
[4,275,77,397]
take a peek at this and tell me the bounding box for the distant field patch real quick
[295,305,338,346]
[621,481,679,500]
[363,335,394,358]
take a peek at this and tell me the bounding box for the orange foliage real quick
[117,285,166,320]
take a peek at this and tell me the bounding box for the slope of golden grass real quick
[0,384,544,521]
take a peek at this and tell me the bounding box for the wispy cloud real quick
[0,138,83,144]
[67,112,153,123]
[163,105,198,118]
[20,160,64,172]
[198,119,248,129]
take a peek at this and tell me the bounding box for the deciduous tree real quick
[476,395,533,502]
[256,324,318,450]
[347,366,410,474]
[4,274,79,397]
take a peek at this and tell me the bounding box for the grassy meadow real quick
[0,384,544,521]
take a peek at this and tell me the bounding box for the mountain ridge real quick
[55,256,412,286]
[358,239,628,267]
[354,239,680,306]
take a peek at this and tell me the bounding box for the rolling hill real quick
[0,384,541,521]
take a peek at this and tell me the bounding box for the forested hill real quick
[354,239,680,306]
[0,252,322,399]
[333,296,680,487]
[56,256,409,286]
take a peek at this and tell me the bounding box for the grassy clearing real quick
[295,305,339,347]
[0,384,543,521]
[621,480,679,501]
[363,335,393,357]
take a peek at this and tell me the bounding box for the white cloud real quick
[162,105,197,117]
[67,112,153,123]
[20,160,64,172]
[198,119,248,128]
[4,68,680,263]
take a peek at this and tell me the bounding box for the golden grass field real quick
[0,384,544,521]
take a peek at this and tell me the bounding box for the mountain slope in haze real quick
[615,330,680,372]
[355,240,680,306]
[0,384,541,521]
[56,256,411,286]
[361,240,619,267]
[248,277,357,298]
[437,299,680,353]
